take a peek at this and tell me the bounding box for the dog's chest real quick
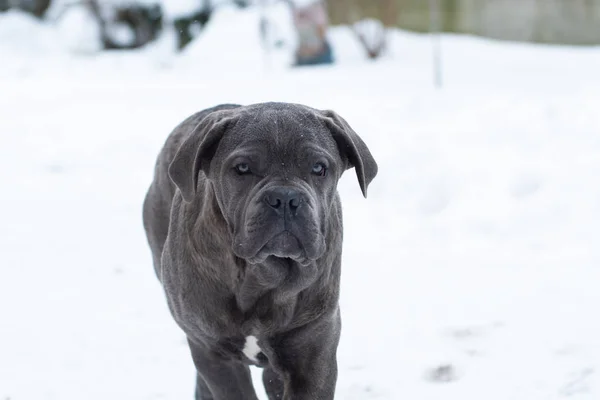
[217,335,268,366]
[242,335,263,362]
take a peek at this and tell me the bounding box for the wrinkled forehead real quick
[223,107,337,154]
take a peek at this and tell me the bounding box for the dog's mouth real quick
[241,231,312,266]
[266,255,301,269]
[263,231,302,256]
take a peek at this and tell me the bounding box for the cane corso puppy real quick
[142,102,377,400]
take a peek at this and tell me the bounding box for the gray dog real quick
[142,102,377,400]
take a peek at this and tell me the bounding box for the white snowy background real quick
[1,3,600,399]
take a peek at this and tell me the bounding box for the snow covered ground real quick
[1,5,600,399]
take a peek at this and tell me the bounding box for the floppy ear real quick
[168,109,234,203]
[319,110,378,198]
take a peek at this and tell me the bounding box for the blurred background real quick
[1,1,600,399]
[3,0,600,54]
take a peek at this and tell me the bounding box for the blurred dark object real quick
[352,18,387,59]
[0,0,9,12]
[47,0,249,52]
[295,41,332,65]
[0,0,51,17]
[52,0,163,50]
[289,0,334,66]
[93,1,164,50]
[174,0,250,50]
[173,9,211,50]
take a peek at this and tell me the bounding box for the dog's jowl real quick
[142,102,377,400]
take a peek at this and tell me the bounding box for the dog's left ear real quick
[319,110,378,198]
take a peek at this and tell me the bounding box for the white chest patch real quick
[242,335,262,362]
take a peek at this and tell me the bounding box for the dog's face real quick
[168,103,377,265]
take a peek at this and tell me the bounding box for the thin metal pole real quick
[259,0,271,70]
[429,0,443,88]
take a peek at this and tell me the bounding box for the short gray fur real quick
[142,102,377,400]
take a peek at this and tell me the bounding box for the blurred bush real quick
[0,0,51,17]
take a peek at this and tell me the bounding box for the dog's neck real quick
[235,256,317,309]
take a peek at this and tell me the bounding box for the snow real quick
[54,5,104,54]
[2,6,600,400]
[179,3,297,72]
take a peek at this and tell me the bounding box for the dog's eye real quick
[235,163,251,175]
[311,163,326,177]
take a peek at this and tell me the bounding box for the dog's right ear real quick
[168,109,235,203]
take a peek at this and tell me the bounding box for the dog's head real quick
[168,103,377,265]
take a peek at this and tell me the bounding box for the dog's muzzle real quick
[233,185,325,264]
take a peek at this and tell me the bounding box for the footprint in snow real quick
[448,327,482,340]
[425,364,460,383]
[559,367,594,396]
[446,321,505,340]
[445,322,505,357]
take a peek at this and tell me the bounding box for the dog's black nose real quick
[264,187,301,215]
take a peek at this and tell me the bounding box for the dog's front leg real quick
[187,338,258,400]
[266,313,341,400]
